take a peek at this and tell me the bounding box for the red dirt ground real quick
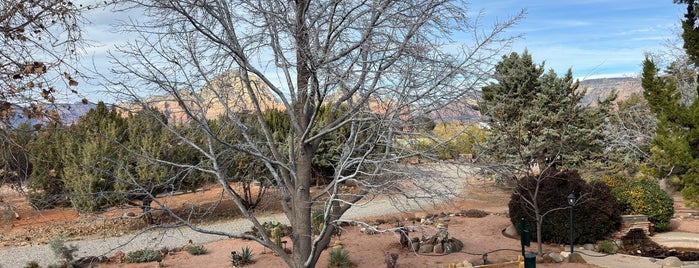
[2,181,698,267]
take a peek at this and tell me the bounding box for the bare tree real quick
[104,0,521,267]
[0,0,100,124]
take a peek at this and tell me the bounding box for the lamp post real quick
[567,193,576,254]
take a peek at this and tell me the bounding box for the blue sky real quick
[79,0,686,102]
[469,0,686,79]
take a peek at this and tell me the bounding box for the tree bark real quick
[292,145,314,268]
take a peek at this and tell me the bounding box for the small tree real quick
[27,122,68,208]
[0,122,33,189]
[61,102,127,211]
[509,170,621,246]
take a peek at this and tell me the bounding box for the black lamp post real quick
[567,193,576,254]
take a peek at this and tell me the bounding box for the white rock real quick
[547,252,564,263]
[560,251,571,258]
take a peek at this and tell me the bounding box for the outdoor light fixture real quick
[568,193,576,254]
[568,193,576,206]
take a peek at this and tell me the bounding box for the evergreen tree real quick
[0,122,33,189]
[479,51,610,175]
[27,122,68,208]
[61,102,127,211]
[642,57,699,208]
[116,108,206,223]
[479,51,612,255]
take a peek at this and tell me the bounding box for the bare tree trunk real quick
[292,147,314,268]
[142,196,153,225]
[536,214,543,256]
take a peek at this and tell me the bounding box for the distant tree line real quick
[0,101,483,222]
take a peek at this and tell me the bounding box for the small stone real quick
[568,252,586,264]
[503,224,518,238]
[461,260,473,267]
[560,251,570,258]
[418,244,434,254]
[434,243,444,254]
[411,241,420,252]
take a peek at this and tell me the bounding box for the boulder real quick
[583,243,595,250]
[658,256,683,267]
[568,253,586,264]
[546,252,564,263]
[503,224,519,238]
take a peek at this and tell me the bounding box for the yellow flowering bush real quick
[601,176,674,231]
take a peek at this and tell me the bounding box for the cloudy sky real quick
[79,0,687,101]
[469,0,686,79]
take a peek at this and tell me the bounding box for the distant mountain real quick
[124,70,281,123]
[3,76,645,128]
[4,102,97,128]
[579,77,642,105]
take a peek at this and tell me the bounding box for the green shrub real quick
[601,176,674,231]
[231,246,253,266]
[509,170,621,244]
[596,241,615,254]
[125,249,160,263]
[184,244,207,255]
[327,247,351,268]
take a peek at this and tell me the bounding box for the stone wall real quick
[612,214,652,239]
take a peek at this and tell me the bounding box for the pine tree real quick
[61,102,127,211]
[27,122,68,208]
[479,51,612,255]
[642,56,699,208]
[115,108,206,223]
[479,51,610,174]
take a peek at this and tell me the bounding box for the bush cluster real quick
[599,176,674,231]
[508,170,621,244]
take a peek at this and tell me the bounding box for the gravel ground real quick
[0,164,471,267]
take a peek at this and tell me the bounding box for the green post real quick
[519,218,535,268]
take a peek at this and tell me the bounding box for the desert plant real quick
[23,261,40,268]
[312,209,325,235]
[596,240,616,254]
[184,244,207,255]
[125,249,161,263]
[231,246,253,267]
[48,237,78,265]
[327,247,351,268]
